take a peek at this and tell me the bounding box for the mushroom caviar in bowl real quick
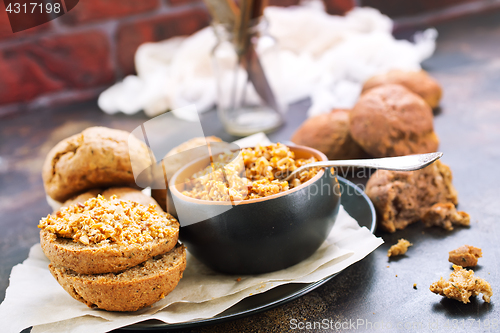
[169,143,340,275]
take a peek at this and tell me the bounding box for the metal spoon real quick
[282,152,443,182]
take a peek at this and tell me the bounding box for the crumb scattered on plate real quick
[448,245,482,267]
[429,265,492,303]
[388,239,412,257]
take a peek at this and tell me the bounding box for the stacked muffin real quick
[39,126,186,312]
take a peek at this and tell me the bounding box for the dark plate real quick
[121,176,376,331]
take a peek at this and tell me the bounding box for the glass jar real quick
[211,19,284,136]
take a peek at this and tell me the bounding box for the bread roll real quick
[50,243,186,312]
[362,70,442,109]
[291,109,367,160]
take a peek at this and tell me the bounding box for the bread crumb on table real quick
[448,245,482,267]
[388,239,413,257]
[430,265,492,303]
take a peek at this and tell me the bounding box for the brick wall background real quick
[0,0,499,117]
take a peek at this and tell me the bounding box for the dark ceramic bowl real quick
[169,145,341,275]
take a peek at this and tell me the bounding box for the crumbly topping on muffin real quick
[39,195,177,245]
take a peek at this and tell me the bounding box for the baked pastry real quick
[387,239,412,257]
[430,265,492,303]
[365,160,458,232]
[448,245,482,267]
[350,84,439,157]
[39,195,179,274]
[50,243,186,312]
[362,70,443,109]
[291,109,367,160]
[42,126,153,202]
[61,187,163,213]
[422,203,470,231]
[152,136,222,211]
[59,189,101,210]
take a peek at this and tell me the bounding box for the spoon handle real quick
[285,152,443,182]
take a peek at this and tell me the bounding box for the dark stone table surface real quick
[1,9,500,333]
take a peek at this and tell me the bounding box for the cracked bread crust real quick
[42,127,153,202]
[365,160,458,232]
[362,70,443,109]
[291,109,367,160]
[49,243,187,312]
[350,84,439,158]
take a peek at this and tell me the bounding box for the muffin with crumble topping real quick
[39,195,179,275]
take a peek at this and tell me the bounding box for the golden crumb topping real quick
[38,195,178,245]
[387,239,412,257]
[182,143,319,201]
[430,265,493,303]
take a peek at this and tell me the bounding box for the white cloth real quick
[98,4,436,119]
[98,4,435,119]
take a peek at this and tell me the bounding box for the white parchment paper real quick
[0,206,382,333]
[1,133,383,332]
